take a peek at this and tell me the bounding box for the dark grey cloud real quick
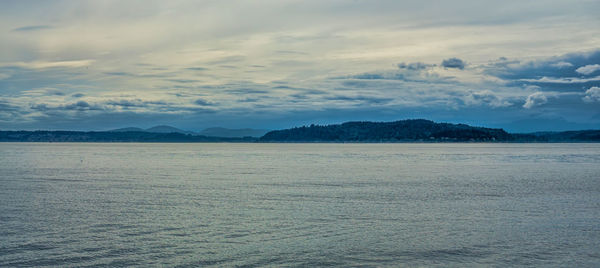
[105,100,145,108]
[225,88,270,94]
[31,101,103,112]
[167,79,201,84]
[12,25,53,32]
[300,88,327,95]
[63,101,93,110]
[325,95,393,105]
[106,99,168,108]
[343,70,453,84]
[103,71,168,78]
[194,98,215,106]
[352,73,385,80]
[466,90,516,108]
[397,62,435,70]
[0,100,19,112]
[104,72,134,76]
[71,93,85,98]
[44,89,65,96]
[346,72,412,81]
[441,58,466,69]
[289,94,309,100]
[485,49,600,92]
[186,67,208,71]
[238,97,260,103]
[341,80,374,88]
[275,50,308,55]
[487,50,600,80]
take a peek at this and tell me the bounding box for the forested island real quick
[1,119,599,142]
[260,119,600,142]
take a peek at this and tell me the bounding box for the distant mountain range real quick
[110,125,196,135]
[199,127,269,138]
[0,131,255,142]
[109,125,269,137]
[1,119,599,142]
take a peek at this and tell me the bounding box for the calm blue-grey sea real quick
[1,143,599,267]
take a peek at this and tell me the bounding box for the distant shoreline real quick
[2,119,599,143]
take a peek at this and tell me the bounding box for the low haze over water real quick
[1,143,599,267]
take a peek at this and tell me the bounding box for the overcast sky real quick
[1,0,599,132]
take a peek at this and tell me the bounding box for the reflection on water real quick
[1,143,599,266]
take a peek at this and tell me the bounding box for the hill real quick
[199,127,270,138]
[109,125,195,135]
[0,131,255,142]
[260,119,513,142]
[109,127,146,132]
[145,125,193,134]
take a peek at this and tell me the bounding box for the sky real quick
[1,0,599,132]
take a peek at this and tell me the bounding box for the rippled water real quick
[1,143,599,267]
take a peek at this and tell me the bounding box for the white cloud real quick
[519,75,600,84]
[550,61,573,68]
[575,64,600,75]
[523,92,547,109]
[583,87,600,102]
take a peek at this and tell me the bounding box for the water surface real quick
[1,143,599,267]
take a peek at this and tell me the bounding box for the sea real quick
[1,143,599,267]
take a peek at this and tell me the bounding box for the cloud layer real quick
[0,0,599,132]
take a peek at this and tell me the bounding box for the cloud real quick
[71,93,85,98]
[0,100,19,112]
[1,60,94,69]
[106,99,168,108]
[12,25,53,32]
[324,95,393,105]
[21,88,66,97]
[225,88,270,94]
[576,64,600,75]
[487,50,600,81]
[186,67,208,71]
[523,92,547,109]
[351,73,385,80]
[63,101,93,110]
[0,0,599,132]
[583,87,600,102]
[483,50,600,93]
[166,79,201,84]
[551,61,573,68]
[441,58,466,69]
[397,62,434,70]
[194,98,215,106]
[31,101,104,112]
[519,76,600,84]
[104,72,134,76]
[238,97,259,103]
[466,90,513,108]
